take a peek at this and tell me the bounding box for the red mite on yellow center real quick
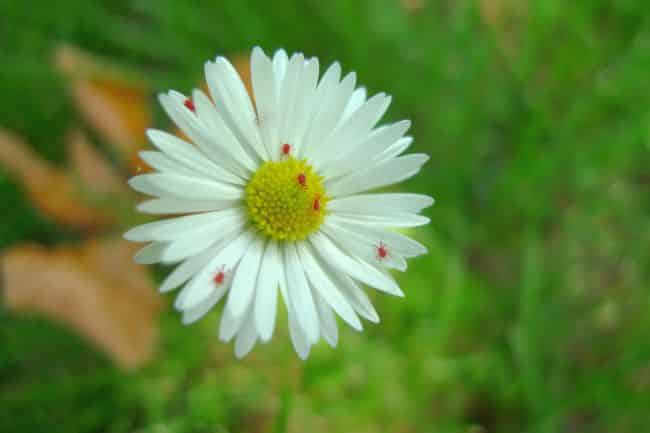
[297,173,307,187]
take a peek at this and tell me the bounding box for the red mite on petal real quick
[214,268,225,285]
[297,173,307,187]
[184,98,196,112]
[377,242,388,260]
[281,143,291,156]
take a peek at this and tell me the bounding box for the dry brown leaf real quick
[54,44,151,173]
[479,0,527,55]
[0,128,115,230]
[400,0,427,14]
[67,128,128,195]
[2,239,162,369]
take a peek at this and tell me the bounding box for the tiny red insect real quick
[313,196,321,211]
[184,98,196,112]
[376,242,388,260]
[213,266,226,285]
[297,173,307,187]
[281,143,291,156]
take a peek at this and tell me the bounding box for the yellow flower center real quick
[245,157,328,241]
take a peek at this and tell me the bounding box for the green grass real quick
[2,1,650,432]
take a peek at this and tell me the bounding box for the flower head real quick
[125,47,433,359]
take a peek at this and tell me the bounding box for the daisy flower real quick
[125,47,433,359]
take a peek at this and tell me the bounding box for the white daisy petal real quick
[341,87,367,122]
[234,310,258,358]
[332,272,380,323]
[161,219,245,263]
[140,148,243,187]
[279,266,312,359]
[297,242,362,330]
[288,310,311,360]
[134,242,167,265]
[288,57,320,154]
[272,49,289,91]
[326,153,429,198]
[219,306,245,342]
[158,92,249,177]
[125,49,432,360]
[309,231,404,297]
[251,47,279,158]
[314,292,338,347]
[276,53,305,149]
[224,238,265,318]
[302,71,356,161]
[320,120,411,178]
[182,283,228,324]
[255,240,281,342]
[178,229,256,311]
[321,220,407,272]
[124,208,244,242]
[331,212,430,228]
[146,129,248,181]
[327,217,427,258]
[137,198,236,215]
[191,90,257,175]
[205,57,267,161]
[378,136,413,162]
[314,92,392,166]
[283,243,320,344]
[298,61,342,158]
[329,193,434,215]
[159,240,229,293]
[129,173,243,202]
[127,172,167,197]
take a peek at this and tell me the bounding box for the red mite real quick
[377,242,388,260]
[213,268,225,285]
[281,143,291,156]
[297,173,307,187]
[313,196,321,211]
[184,98,196,112]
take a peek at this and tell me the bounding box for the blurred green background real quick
[2,1,650,432]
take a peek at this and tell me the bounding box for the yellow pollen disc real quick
[245,157,328,241]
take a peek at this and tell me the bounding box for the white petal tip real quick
[123,229,142,242]
[159,284,175,294]
[351,321,363,332]
[133,256,150,265]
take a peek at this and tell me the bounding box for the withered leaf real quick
[400,0,427,14]
[479,0,527,56]
[54,44,151,173]
[0,128,115,230]
[67,128,128,196]
[2,239,162,369]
